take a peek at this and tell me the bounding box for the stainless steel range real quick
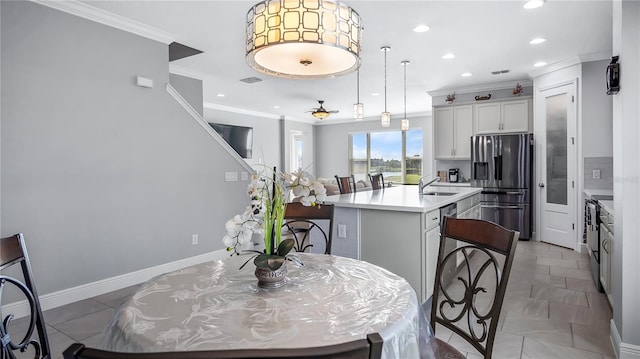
[470,133,533,239]
[585,194,613,292]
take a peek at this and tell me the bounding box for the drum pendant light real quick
[381,46,391,127]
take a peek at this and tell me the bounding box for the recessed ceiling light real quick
[442,53,456,60]
[524,0,545,9]
[534,61,547,67]
[461,72,472,77]
[529,38,547,45]
[371,92,380,96]
[273,105,280,109]
[413,24,430,33]
[216,93,225,97]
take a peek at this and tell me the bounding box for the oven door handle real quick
[481,204,525,210]
[482,191,526,195]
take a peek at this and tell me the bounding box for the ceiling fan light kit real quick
[310,100,338,119]
[245,0,362,79]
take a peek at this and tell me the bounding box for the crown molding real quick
[527,56,582,78]
[33,0,175,44]
[428,80,533,97]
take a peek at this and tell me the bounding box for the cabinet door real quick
[501,100,529,133]
[474,103,501,134]
[453,105,473,158]
[424,226,440,300]
[599,226,609,294]
[434,107,455,159]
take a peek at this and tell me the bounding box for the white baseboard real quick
[611,319,640,359]
[3,249,229,318]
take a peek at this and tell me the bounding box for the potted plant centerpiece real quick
[223,167,327,288]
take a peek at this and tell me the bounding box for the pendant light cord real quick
[384,49,388,112]
[403,62,407,119]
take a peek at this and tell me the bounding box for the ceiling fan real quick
[308,100,339,119]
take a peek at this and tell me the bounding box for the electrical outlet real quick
[241,172,249,181]
[592,169,601,179]
[192,234,199,245]
[338,224,347,238]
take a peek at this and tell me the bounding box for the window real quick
[290,131,303,171]
[349,129,423,185]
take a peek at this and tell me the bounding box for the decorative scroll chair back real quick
[335,175,356,194]
[283,202,334,254]
[0,233,52,359]
[430,218,519,359]
[63,332,383,359]
[368,174,385,190]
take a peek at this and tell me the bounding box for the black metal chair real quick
[335,175,356,194]
[0,233,52,359]
[63,333,383,359]
[283,202,334,254]
[430,218,519,359]
[368,173,385,190]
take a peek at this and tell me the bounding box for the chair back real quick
[368,174,384,190]
[430,218,518,359]
[63,333,383,359]
[0,233,51,359]
[335,175,356,194]
[283,202,334,254]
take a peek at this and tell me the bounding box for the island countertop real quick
[323,185,482,213]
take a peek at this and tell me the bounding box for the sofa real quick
[318,177,372,195]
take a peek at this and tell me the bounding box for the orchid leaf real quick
[277,238,295,256]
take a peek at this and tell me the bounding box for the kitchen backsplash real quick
[584,156,613,189]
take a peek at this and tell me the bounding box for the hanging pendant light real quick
[353,69,364,120]
[381,46,391,127]
[401,60,410,131]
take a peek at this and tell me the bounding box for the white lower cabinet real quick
[423,208,440,300]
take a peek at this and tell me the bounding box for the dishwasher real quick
[439,203,458,287]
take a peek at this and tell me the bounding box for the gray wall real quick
[314,115,431,180]
[1,1,248,295]
[582,60,613,158]
[170,73,204,116]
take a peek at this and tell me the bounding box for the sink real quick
[422,191,457,196]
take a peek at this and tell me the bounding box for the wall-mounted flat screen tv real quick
[208,123,253,159]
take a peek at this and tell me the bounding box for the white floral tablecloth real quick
[102,253,429,358]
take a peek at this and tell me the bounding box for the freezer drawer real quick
[481,203,531,239]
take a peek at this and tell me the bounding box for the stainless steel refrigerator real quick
[470,133,533,240]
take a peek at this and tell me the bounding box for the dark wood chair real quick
[430,218,519,359]
[63,333,383,359]
[368,173,385,190]
[283,202,334,254]
[335,175,356,194]
[0,233,52,359]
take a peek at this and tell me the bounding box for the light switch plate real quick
[225,172,238,182]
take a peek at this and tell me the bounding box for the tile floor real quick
[12,241,615,359]
[434,240,616,359]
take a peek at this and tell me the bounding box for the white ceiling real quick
[78,0,613,123]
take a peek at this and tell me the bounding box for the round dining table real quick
[102,253,433,358]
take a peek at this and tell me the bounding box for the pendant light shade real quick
[381,46,391,127]
[401,60,410,131]
[246,0,362,79]
[353,69,364,120]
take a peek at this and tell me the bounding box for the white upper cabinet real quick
[474,99,530,134]
[434,105,473,159]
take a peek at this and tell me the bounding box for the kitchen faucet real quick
[418,176,440,194]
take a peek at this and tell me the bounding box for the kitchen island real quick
[324,185,482,302]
